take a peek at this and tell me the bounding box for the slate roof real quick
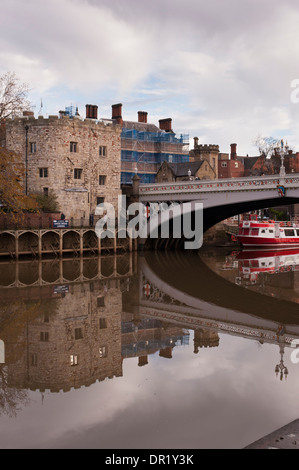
[162,161,205,176]
[121,120,161,133]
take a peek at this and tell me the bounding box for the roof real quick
[161,161,205,177]
[121,120,161,133]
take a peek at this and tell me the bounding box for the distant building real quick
[110,103,189,184]
[189,138,219,179]
[218,142,299,178]
[156,160,216,183]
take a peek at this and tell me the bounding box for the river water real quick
[0,247,299,449]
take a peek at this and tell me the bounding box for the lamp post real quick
[275,343,288,381]
[24,125,29,195]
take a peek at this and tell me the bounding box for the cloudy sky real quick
[2,0,299,155]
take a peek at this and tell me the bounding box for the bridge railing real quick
[139,173,299,196]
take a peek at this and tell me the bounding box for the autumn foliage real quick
[0,147,38,215]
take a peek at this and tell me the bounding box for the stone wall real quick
[5,115,122,219]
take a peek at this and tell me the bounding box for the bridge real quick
[138,173,299,248]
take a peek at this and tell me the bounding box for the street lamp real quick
[24,125,29,195]
[275,344,288,381]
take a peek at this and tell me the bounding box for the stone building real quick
[4,106,122,220]
[189,138,219,179]
[155,159,216,183]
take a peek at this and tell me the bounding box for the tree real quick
[35,190,60,213]
[253,135,280,159]
[0,147,37,214]
[0,72,32,122]
[0,73,36,215]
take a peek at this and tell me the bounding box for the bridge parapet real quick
[139,174,299,199]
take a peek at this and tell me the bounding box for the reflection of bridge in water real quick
[137,251,299,359]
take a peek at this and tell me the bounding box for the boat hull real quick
[237,235,299,248]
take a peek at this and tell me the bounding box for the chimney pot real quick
[230,143,237,160]
[138,111,148,123]
[159,118,172,132]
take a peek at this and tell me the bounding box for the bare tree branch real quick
[0,72,32,122]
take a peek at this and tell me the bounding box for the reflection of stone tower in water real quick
[193,328,220,354]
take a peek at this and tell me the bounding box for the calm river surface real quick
[0,247,299,449]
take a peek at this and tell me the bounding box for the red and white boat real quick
[235,214,299,248]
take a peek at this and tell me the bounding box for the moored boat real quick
[236,214,299,248]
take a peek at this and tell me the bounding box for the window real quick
[99,146,107,157]
[30,142,36,153]
[39,168,48,178]
[40,332,49,342]
[43,187,49,196]
[75,328,83,339]
[221,162,227,168]
[70,142,78,152]
[212,158,216,168]
[99,175,106,185]
[97,297,105,307]
[168,155,173,163]
[251,229,259,236]
[99,318,107,329]
[31,354,38,366]
[74,168,82,179]
[99,346,107,358]
[235,162,238,168]
[70,355,79,366]
[285,229,295,237]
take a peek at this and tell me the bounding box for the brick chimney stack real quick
[112,103,123,124]
[159,118,172,132]
[86,104,98,119]
[138,111,148,123]
[230,143,237,160]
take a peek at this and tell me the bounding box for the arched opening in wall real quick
[0,262,16,286]
[19,261,39,285]
[0,232,15,256]
[100,230,114,253]
[83,257,98,279]
[42,231,60,255]
[116,254,130,276]
[83,230,98,253]
[63,231,80,253]
[18,232,38,256]
[63,259,81,281]
[101,256,115,278]
[42,261,60,284]
[116,229,130,252]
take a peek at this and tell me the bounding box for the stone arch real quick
[42,261,60,284]
[18,231,38,256]
[116,254,130,276]
[101,256,115,277]
[0,262,16,286]
[19,261,39,285]
[42,231,60,255]
[63,259,81,281]
[83,257,99,279]
[83,230,98,253]
[0,232,15,256]
[100,230,115,253]
[63,230,80,253]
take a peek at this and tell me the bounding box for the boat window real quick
[250,229,259,236]
[285,229,295,237]
[261,229,266,233]
[269,229,274,234]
